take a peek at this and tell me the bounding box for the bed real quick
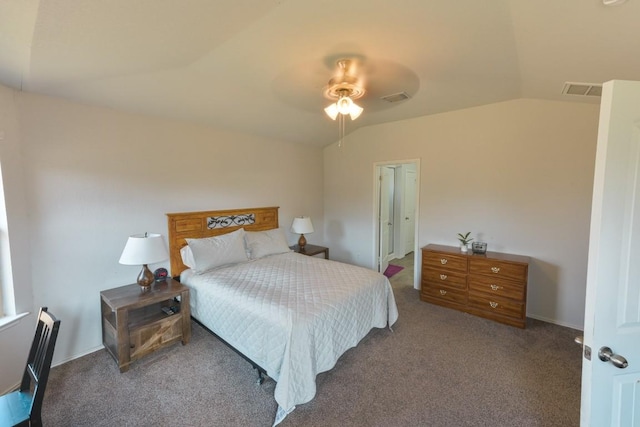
[166,207,398,425]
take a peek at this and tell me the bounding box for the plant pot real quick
[460,244,468,253]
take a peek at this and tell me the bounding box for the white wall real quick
[0,90,598,393]
[324,98,599,329]
[0,88,324,391]
[0,85,37,394]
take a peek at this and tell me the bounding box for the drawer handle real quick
[489,301,499,308]
[490,284,503,291]
[440,258,448,265]
[439,289,447,295]
[491,267,500,274]
[440,274,447,280]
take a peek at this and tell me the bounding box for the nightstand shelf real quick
[100,278,191,372]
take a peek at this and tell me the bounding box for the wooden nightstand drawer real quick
[469,258,527,282]
[468,275,525,300]
[423,251,468,274]
[130,313,184,361]
[422,268,467,290]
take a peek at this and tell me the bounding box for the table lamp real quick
[291,216,314,250]
[119,232,169,290]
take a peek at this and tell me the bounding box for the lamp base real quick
[298,234,307,250]
[137,264,155,290]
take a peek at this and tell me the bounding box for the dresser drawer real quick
[422,268,467,290]
[468,291,524,319]
[423,251,468,274]
[468,275,525,301]
[469,258,527,282]
[423,286,467,305]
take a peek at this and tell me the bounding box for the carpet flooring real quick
[42,253,582,426]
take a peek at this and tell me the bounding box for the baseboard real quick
[52,345,104,368]
[1,382,19,396]
[2,345,105,395]
[527,313,584,331]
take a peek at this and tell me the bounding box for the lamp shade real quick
[291,217,314,234]
[119,233,169,265]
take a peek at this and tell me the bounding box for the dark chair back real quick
[22,307,60,425]
[0,307,61,427]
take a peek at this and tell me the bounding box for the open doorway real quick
[374,159,420,289]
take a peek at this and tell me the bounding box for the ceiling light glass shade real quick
[324,103,339,120]
[336,96,353,114]
[349,103,363,120]
[324,98,363,121]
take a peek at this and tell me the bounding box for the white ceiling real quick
[1,0,639,147]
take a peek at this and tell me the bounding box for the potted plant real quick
[457,232,473,253]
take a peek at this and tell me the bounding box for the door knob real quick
[598,346,629,369]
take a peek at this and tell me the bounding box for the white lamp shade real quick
[119,233,169,265]
[291,217,314,234]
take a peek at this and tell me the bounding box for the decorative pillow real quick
[180,245,196,269]
[244,228,291,259]
[186,228,248,273]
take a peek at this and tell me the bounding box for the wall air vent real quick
[562,82,602,97]
[380,92,411,103]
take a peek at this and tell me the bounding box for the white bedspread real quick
[181,251,398,424]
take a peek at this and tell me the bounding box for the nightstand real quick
[291,244,329,259]
[100,278,191,372]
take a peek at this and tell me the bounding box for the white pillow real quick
[244,228,291,259]
[186,228,248,273]
[179,245,196,269]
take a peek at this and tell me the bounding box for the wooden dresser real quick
[421,244,530,328]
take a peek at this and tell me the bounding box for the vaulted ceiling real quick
[1,0,639,147]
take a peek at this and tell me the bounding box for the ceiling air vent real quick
[562,82,602,97]
[380,92,411,103]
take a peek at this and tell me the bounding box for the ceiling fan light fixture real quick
[324,96,363,121]
[348,103,363,120]
[323,58,367,146]
[336,95,353,115]
[324,103,339,120]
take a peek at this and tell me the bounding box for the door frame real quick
[373,159,421,289]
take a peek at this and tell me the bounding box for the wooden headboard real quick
[166,206,280,277]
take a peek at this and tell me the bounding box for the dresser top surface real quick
[422,244,530,264]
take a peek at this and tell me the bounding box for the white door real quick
[581,80,640,426]
[403,168,417,254]
[379,166,394,273]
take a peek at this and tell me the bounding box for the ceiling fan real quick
[323,59,366,121]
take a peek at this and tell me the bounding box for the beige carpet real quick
[43,253,582,426]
